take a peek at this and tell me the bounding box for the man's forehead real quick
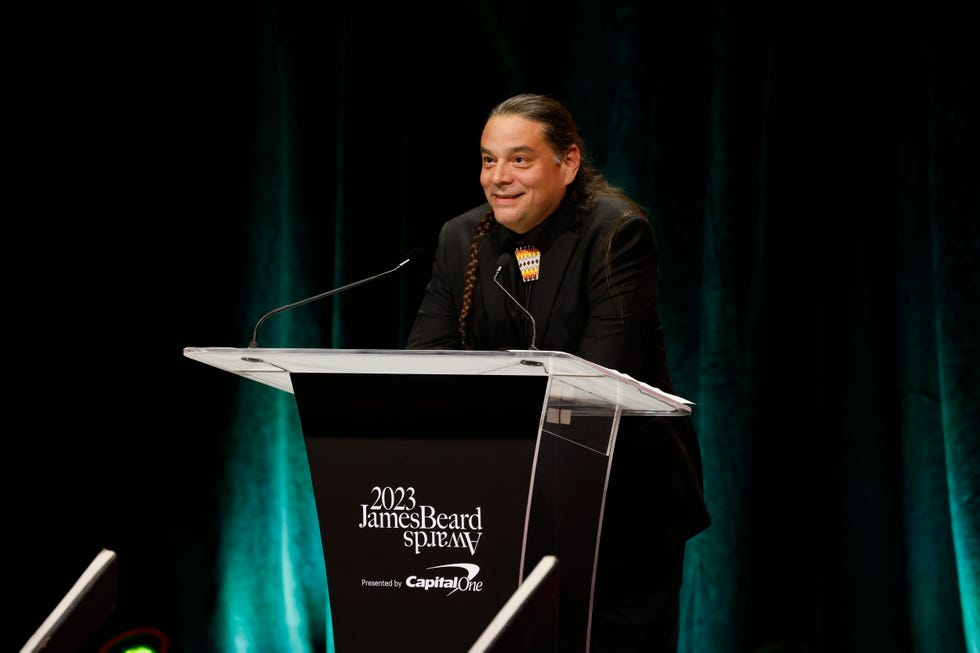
[481,117,550,155]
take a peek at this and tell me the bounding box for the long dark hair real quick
[458,93,641,348]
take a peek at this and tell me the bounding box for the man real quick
[406,93,709,652]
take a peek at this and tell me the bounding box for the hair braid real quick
[459,210,495,349]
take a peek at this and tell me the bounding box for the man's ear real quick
[562,145,581,184]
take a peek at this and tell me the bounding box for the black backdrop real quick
[13,0,978,651]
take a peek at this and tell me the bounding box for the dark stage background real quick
[12,0,978,651]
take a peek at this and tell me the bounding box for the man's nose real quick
[491,164,512,185]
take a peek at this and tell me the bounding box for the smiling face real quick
[480,115,580,234]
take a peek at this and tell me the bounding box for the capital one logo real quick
[405,563,483,596]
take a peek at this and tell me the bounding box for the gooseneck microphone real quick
[248,247,427,348]
[493,252,538,350]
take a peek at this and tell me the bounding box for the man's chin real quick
[492,210,521,230]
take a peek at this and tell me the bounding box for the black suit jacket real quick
[406,197,676,392]
[407,195,708,524]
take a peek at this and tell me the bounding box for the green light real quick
[122,647,157,653]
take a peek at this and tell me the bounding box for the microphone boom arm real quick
[248,256,412,348]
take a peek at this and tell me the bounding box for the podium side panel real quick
[527,412,618,652]
[292,373,547,653]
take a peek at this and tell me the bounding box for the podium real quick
[184,347,691,652]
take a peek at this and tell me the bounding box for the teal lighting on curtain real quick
[928,117,979,652]
[680,8,751,652]
[213,42,335,652]
[896,163,964,650]
[897,85,978,653]
[214,384,330,653]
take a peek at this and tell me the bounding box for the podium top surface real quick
[183,347,693,416]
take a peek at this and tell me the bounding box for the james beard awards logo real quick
[357,485,484,554]
[357,486,486,596]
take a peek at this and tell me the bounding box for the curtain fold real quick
[213,24,333,651]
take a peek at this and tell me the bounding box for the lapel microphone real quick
[493,252,538,350]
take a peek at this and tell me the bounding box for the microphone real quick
[493,252,538,350]
[248,247,428,348]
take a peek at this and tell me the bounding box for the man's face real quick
[480,115,580,235]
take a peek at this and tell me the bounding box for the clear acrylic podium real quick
[184,347,691,652]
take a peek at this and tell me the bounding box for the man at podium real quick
[405,93,711,652]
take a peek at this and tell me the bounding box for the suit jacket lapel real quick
[478,234,511,329]
[531,228,579,347]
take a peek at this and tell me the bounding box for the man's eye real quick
[514,156,527,164]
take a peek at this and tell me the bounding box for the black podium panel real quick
[293,373,547,652]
